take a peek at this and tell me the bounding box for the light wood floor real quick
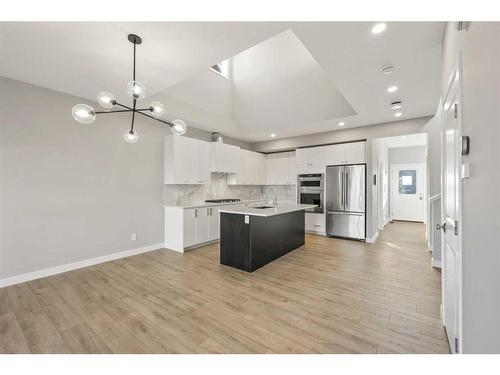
[0,221,449,354]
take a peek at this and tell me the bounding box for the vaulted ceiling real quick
[0,22,444,142]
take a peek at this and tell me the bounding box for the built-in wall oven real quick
[297,174,324,213]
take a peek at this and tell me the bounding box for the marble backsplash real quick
[263,185,297,203]
[164,174,264,206]
[164,174,297,206]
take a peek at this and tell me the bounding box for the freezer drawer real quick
[326,211,365,240]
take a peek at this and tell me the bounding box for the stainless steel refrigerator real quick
[325,164,366,240]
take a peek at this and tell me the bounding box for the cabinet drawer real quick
[305,213,325,234]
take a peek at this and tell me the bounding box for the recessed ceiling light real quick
[387,85,398,93]
[371,23,387,34]
[394,112,402,117]
[391,101,403,110]
[270,133,276,138]
[401,135,407,139]
[338,122,345,127]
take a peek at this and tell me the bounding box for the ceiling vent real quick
[456,22,471,32]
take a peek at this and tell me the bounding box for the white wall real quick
[441,22,500,353]
[0,76,249,282]
[389,146,427,164]
[253,116,440,240]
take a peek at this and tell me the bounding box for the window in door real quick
[399,170,417,194]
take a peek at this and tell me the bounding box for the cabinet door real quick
[266,155,280,185]
[308,146,326,167]
[325,144,345,166]
[208,206,220,241]
[255,152,266,185]
[196,139,211,184]
[287,153,297,184]
[165,136,190,184]
[295,148,309,168]
[187,138,210,184]
[197,207,210,244]
[183,208,197,247]
[344,141,366,164]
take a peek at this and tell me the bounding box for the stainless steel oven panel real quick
[298,190,324,213]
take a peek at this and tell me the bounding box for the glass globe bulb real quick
[97,91,115,109]
[123,129,139,143]
[126,80,146,100]
[149,101,165,117]
[72,104,96,124]
[170,119,187,136]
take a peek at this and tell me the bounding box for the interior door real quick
[441,70,462,353]
[390,163,425,221]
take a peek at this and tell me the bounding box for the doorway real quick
[390,163,426,222]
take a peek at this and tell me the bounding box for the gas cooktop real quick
[205,198,241,204]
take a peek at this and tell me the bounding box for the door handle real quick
[436,222,446,232]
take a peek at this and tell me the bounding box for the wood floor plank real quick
[0,221,449,353]
[0,312,30,353]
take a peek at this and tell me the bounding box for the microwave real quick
[297,174,324,213]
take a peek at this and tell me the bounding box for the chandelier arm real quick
[130,99,137,132]
[113,101,134,111]
[135,108,154,112]
[135,110,174,127]
[94,109,134,114]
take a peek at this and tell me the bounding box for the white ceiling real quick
[0,22,444,142]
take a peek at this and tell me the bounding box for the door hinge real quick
[454,220,459,235]
[455,337,459,353]
[454,103,458,119]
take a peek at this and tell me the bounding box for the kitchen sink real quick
[252,206,275,209]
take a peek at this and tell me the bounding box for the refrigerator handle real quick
[341,170,344,207]
[344,169,349,207]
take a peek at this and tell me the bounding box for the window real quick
[399,170,416,194]
[210,59,230,79]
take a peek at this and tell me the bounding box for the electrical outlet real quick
[131,233,137,241]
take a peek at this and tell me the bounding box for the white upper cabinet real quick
[210,142,240,174]
[165,136,210,184]
[227,149,266,185]
[343,141,366,164]
[266,151,296,185]
[296,146,326,168]
[325,141,366,165]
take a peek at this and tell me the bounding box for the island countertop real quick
[218,203,317,217]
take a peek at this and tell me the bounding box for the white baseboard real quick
[366,231,379,244]
[432,258,442,268]
[0,242,164,289]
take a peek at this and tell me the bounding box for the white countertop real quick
[219,203,317,217]
[164,199,266,209]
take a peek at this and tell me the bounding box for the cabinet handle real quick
[194,209,198,218]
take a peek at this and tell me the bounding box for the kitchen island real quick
[219,203,316,272]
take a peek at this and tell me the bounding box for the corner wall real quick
[441,22,500,353]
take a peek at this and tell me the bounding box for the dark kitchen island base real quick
[220,210,305,272]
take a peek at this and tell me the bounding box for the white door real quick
[441,69,462,353]
[183,208,197,248]
[390,163,425,221]
[208,206,220,241]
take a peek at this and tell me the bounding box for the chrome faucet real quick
[268,186,278,207]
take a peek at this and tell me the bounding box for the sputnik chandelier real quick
[72,34,187,143]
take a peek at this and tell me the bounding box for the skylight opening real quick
[210,59,230,79]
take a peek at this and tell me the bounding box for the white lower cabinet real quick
[305,213,325,235]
